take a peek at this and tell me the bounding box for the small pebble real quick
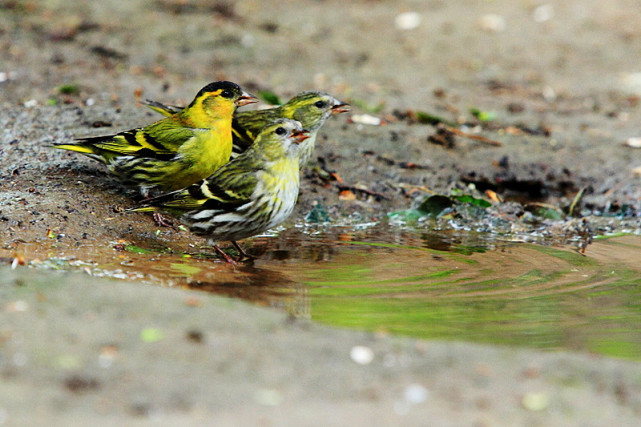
[351,114,381,126]
[620,72,641,94]
[98,346,118,368]
[395,12,421,30]
[533,4,554,23]
[542,86,556,102]
[479,14,506,33]
[350,345,374,365]
[7,300,28,312]
[624,137,641,148]
[521,392,550,411]
[404,383,429,404]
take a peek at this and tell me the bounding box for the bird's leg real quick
[140,191,174,228]
[231,241,253,260]
[212,244,238,265]
[152,212,174,228]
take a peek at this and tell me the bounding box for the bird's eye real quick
[275,127,287,136]
[220,90,233,98]
[314,100,327,109]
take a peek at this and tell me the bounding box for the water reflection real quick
[185,265,310,318]
[4,224,641,359]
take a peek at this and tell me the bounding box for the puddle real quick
[4,224,641,360]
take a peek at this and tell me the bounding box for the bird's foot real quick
[153,212,174,228]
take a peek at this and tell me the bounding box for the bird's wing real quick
[76,123,205,158]
[148,159,260,212]
[231,109,280,153]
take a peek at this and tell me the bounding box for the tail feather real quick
[140,99,182,116]
[53,143,96,155]
[131,206,157,213]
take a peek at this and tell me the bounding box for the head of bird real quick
[281,91,350,131]
[257,119,310,158]
[190,81,257,118]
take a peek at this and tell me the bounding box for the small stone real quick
[351,114,381,126]
[533,4,554,23]
[350,345,374,365]
[404,383,429,404]
[395,12,421,30]
[624,137,641,148]
[522,392,550,411]
[479,14,506,33]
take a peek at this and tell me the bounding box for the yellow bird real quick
[55,81,257,197]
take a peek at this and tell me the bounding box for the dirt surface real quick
[2,267,641,426]
[2,0,641,424]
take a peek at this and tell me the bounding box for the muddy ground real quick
[2,0,641,424]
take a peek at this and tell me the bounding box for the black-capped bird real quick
[143,90,349,166]
[55,81,257,197]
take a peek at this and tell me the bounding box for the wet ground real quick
[2,0,641,424]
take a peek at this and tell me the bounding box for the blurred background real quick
[3,0,640,112]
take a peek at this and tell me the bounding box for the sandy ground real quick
[2,0,641,424]
[2,267,641,426]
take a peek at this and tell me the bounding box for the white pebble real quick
[395,12,421,30]
[404,383,429,404]
[351,114,381,126]
[542,85,556,102]
[625,137,641,148]
[350,345,374,365]
[8,300,28,312]
[479,14,506,33]
[533,4,554,23]
[23,99,38,108]
[621,72,641,95]
[241,33,255,47]
[0,71,17,82]
[85,98,95,106]
[521,392,550,411]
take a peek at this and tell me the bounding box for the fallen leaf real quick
[485,189,502,202]
[338,190,356,201]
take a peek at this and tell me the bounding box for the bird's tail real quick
[53,143,96,155]
[140,99,182,117]
[130,206,156,213]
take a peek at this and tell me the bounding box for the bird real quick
[135,118,310,263]
[54,81,257,198]
[142,90,349,166]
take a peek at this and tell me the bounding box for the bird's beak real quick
[292,129,311,144]
[236,91,259,107]
[331,101,350,115]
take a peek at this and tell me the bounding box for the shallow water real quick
[7,224,641,359]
